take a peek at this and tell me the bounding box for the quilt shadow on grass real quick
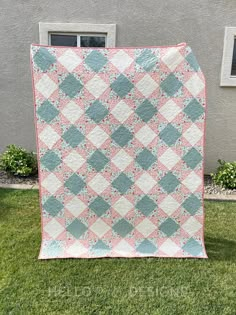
[0,188,39,220]
[0,188,18,215]
[205,236,236,261]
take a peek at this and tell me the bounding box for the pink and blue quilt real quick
[31,43,207,259]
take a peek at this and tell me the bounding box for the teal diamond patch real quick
[136,100,157,122]
[34,48,56,71]
[159,172,180,193]
[86,100,108,123]
[65,174,85,195]
[182,238,203,256]
[136,148,156,170]
[113,218,133,237]
[136,49,158,71]
[67,219,87,239]
[160,73,183,96]
[184,99,204,122]
[37,100,59,123]
[85,50,108,72]
[186,52,200,72]
[159,124,181,146]
[88,150,109,172]
[183,148,202,169]
[41,151,61,171]
[111,126,133,147]
[92,240,110,253]
[136,239,157,254]
[62,126,84,148]
[89,196,110,217]
[182,194,201,215]
[43,196,63,217]
[111,74,134,98]
[112,173,133,194]
[59,74,83,98]
[136,195,156,216]
[159,218,179,237]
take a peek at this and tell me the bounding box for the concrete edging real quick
[0,183,236,201]
[204,193,236,201]
[0,183,39,190]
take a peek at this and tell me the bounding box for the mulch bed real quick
[0,171,235,195]
[204,175,236,195]
[0,170,38,186]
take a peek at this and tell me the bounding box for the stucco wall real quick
[0,0,236,173]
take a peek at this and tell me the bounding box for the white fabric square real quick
[64,151,85,171]
[136,74,158,97]
[111,50,133,72]
[184,124,203,146]
[185,74,204,97]
[111,100,133,123]
[111,149,133,171]
[88,174,110,194]
[136,218,156,237]
[39,126,60,149]
[67,241,88,256]
[162,48,184,71]
[159,148,181,170]
[113,196,133,216]
[58,49,82,72]
[114,240,134,256]
[159,239,180,256]
[136,172,156,193]
[85,75,108,98]
[87,126,109,147]
[62,101,83,123]
[183,171,202,192]
[182,217,202,236]
[160,196,180,216]
[44,219,64,239]
[36,74,57,98]
[42,174,62,194]
[66,197,87,217]
[90,219,110,237]
[135,126,156,146]
[159,100,181,122]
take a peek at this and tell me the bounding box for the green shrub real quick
[211,159,236,189]
[0,144,38,177]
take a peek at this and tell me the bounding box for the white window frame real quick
[39,22,116,48]
[220,27,236,86]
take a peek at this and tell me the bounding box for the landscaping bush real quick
[212,159,236,189]
[0,144,38,177]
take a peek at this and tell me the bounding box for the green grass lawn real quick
[0,189,236,315]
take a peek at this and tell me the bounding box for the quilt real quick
[30,42,207,259]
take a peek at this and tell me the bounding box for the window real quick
[39,23,116,48]
[50,33,106,47]
[231,38,236,76]
[220,27,236,86]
